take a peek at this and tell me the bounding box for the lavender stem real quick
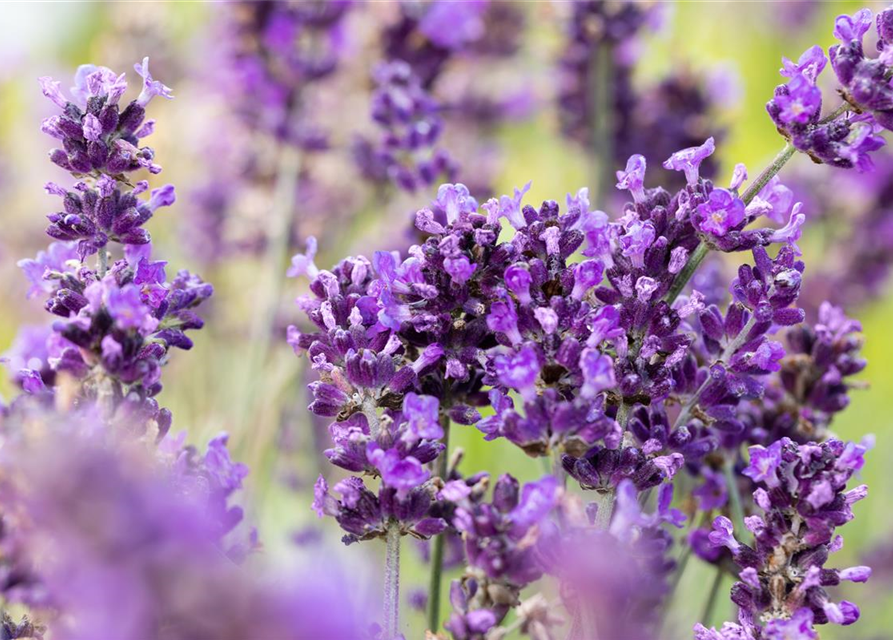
[700,566,725,629]
[98,245,109,278]
[589,39,615,203]
[426,409,452,633]
[384,520,401,640]
[723,455,748,542]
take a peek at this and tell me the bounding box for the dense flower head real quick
[697,437,870,639]
[310,391,450,543]
[9,57,213,441]
[39,58,167,178]
[221,0,353,143]
[353,60,456,192]
[767,16,889,171]
[444,474,560,638]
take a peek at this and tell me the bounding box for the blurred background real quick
[1,1,892,638]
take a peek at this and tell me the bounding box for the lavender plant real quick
[1,4,890,640]
[290,6,889,640]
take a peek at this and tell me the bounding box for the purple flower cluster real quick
[291,130,817,635]
[697,438,870,639]
[353,61,456,192]
[831,8,893,130]
[0,424,362,640]
[767,14,890,171]
[221,0,353,144]
[445,475,560,639]
[40,58,169,177]
[3,60,212,436]
[311,391,449,544]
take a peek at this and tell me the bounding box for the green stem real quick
[384,520,402,640]
[426,407,452,633]
[664,242,708,307]
[739,142,796,206]
[589,39,615,203]
[98,245,109,278]
[235,141,302,432]
[700,566,725,630]
[723,455,749,543]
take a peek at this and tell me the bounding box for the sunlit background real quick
[1,2,892,638]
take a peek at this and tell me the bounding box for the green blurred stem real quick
[98,246,109,278]
[384,520,402,640]
[236,141,302,429]
[724,455,749,542]
[426,406,452,633]
[665,141,797,306]
[589,39,614,203]
[253,142,303,347]
[700,566,725,629]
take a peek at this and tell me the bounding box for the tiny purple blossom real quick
[498,182,532,230]
[134,57,174,107]
[619,219,656,268]
[708,516,741,553]
[615,154,647,203]
[494,346,540,401]
[571,260,604,300]
[487,299,522,345]
[367,445,429,493]
[662,137,715,186]
[148,184,176,212]
[832,8,873,44]
[695,188,745,237]
[768,204,806,253]
[534,307,559,335]
[668,247,689,274]
[38,76,68,108]
[776,74,822,125]
[436,183,478,224]
[579,349,615,399]
[444,255,476,285]
[287,237,320,279]
[742,441,783,488]
[635,276,659,302]
[82,113,102,142]
[729,163,748,191]
[403,393,443,441]
[781,45,828,83]
[504,265,533,305]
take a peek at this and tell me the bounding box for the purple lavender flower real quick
[767,29,888,170]
[17,60,213,436]
[0,425,363,640]
[354,61,456,192]
[699,438,870,638]
[663,137,716,187]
